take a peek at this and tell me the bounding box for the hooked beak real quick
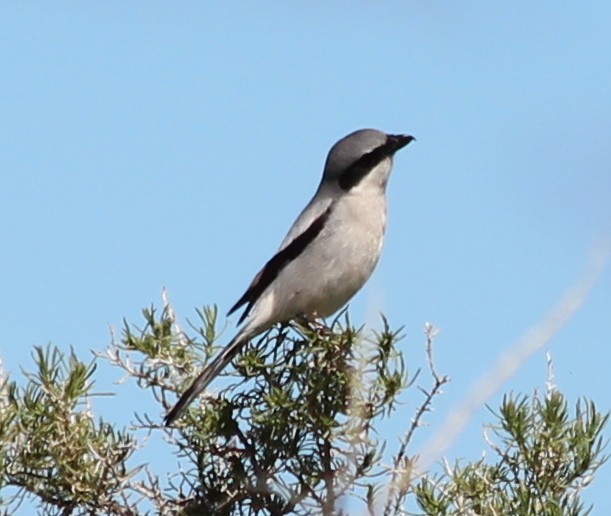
[387,134,416,153]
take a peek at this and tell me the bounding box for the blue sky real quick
[2,2,610,512]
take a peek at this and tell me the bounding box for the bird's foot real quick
[294,313,330,336]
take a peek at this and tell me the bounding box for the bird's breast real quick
[270,191,388,320]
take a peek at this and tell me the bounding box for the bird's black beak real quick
[387,134,416,153]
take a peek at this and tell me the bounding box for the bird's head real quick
[321,129,414,192]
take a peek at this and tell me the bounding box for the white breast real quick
[267,185,388,321]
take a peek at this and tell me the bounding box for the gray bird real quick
[165,128,414,426]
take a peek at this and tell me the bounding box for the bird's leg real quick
[271,321,290,362]
[294,313,330,336]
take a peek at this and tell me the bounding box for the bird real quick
[164,128,414,426]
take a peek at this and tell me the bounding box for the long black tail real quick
[164,332,247,426]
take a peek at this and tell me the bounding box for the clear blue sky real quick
[2,2,610,512]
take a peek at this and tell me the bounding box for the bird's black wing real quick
[227,204,333,324]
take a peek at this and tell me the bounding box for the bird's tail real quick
[164,332,248,426]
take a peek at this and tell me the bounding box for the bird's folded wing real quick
[227,204,334,324]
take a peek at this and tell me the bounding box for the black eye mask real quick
[338,135,414,191]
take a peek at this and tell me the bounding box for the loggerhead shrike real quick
[165,128,414,426]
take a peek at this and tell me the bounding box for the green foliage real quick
[127,307,414,514]
[415,392,609,515]
[0,346,137,515]
[0,304,607,515]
